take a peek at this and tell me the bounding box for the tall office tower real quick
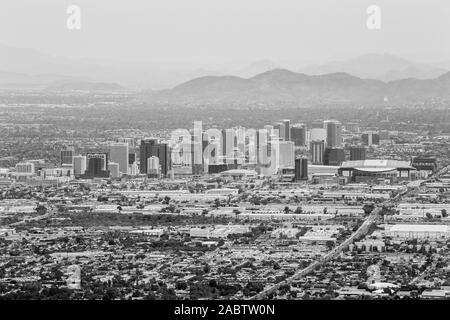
[235,126,246,155]
[350,146,366,161]
[109,142,129,175]
[273,122,284,140]
[73,155,87,176]
[281,119,290,141]
[362,132,380,146]
[256,128,270,166]
[130,162,139,175]
[147,156,160,177]
[222,128,237,161]
[85,153,109,178]
[60,147,74,166]
[128,153,136,165]
[309,128,326,145]
[264,125,274,139]
[277,141,295,168]
[310,140,325,165]
[324,120,342,148]
[117,137,135,149]
[191,134,203,175]
[295,158,308,180]
[291,124,307,146]
[108,162,120,179]
[140,138,171,176]
[324,148,345,166]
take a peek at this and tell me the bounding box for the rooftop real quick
[389,224,449,233]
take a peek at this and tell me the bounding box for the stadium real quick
[338,160,416,183]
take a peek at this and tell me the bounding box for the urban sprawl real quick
[1,97,450,300]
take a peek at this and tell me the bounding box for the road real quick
[250,178,428,299]
[250,207,380,299]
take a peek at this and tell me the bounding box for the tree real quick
[36,205,47,215]
[442,209,448,218]
[294,207,303,214]
[284,206,291,214]
[425,212,433,220]
[326,241,335,250]
[163,196,171,205]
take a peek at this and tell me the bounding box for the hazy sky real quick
[2,0,449,66]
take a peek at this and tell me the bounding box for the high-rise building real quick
[109,142,129,175]
[279,141,295,168]
[73,155,86,177]
[130,162,139,175]
[60,147,74,166]
[273,122,284,140]
[350,146,366,161]
[324,148,345,166]
[324,120,342,148]
[140,138,171,176]
[128,153,136,165]
[310,140,325,165]
[117,137,135,149]
[108,162,120,179]
[147,156,160,177]
[291,124,306,146]
[281,119,290,141]
[222,128,237,162]
[295,158,308,180]
[191,134,203,175]
[362,132,380,146]
[84,153,109,178]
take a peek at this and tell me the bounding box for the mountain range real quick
[298,53,447,82]
[1,43,450,104]
[142,69,450,105]
[1,43,449,91]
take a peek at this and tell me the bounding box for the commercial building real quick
[324,120,342,148]
[291,124,306,147]
[362,132,380,146]
[324,148,345,166]
[15,162,35,174]
[73,155,86,177]
[108,162,120,179]
[386,224,450,239]
[310,140,325,165]
[281,119,290,141]
[60,147,74,166]
[350,146,366,161]
[140,138,171,176]
[109,142,129,176]
[83,153,109,178]
[147,156,160,177]
[295,158,308,180]
[411,157,437,178]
